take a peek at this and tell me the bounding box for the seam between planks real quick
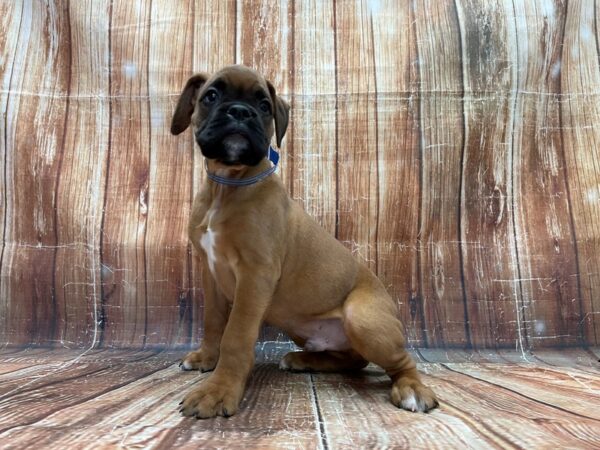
[507,0,529,354]
[333,0,340,241]
[98,0,115,348]
[453,0,473,350]
[558,0,586,347]
[411,0,428,348]
[414,0,428,348]
[51,0,72,348]
[141,0,154,349]
[369,13,380,277]
[309,373,329,450]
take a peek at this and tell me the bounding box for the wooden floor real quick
[0,346,599,449]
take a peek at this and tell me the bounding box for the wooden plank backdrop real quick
[0,0,599,349]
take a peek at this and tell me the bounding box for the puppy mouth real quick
[218,133,249,165]
[196,117,269,166]
[222,133,249,152]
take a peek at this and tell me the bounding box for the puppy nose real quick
[227,104,255,121]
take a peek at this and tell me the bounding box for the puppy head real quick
[170,65,290,166]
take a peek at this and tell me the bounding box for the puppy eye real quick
[259,100,271,113]
[202,89,219,105]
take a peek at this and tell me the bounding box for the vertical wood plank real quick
[414,0,468,346]
[53,0,110,347]
[371,1,425,345]
[101,1,152,347]
[454,0,521,348]
[238,0,294,187]
[0,0,24,343]
[237,0,294,91]
[511,0,581,347]
[192,0,237,196]
[237,0,295,342]
[144,0,195,346]
[290,0,337,235]
[335,0,378,272]
[189,0,238,345]
[0,1,71,344]
[561,0,600,345]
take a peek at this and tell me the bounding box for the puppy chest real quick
[198,225,236,299]
[198,208,223,276]
[200,228,218,274]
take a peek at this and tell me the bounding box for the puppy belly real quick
[292,318,352,352]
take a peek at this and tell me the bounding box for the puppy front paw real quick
[179,378,243,419]
[179,349,219,372]
[391,378,439,413]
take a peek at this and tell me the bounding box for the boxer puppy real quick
[171,65,438,418]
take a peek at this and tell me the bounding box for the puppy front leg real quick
[180,270,274,419]
[181,260,228,372]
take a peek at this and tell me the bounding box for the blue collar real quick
[205,146,280,187]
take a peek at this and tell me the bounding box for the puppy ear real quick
[170,73,209,135]
[267,81,290,147]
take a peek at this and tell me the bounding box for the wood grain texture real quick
[0,350,176,434]
[510,0,582,349]
[1,1,72,344]
[371,1,425,345]
[54,0,110,347]
[0,349,321,449]
[414,0,468,347]
[237,0,295,343]
[189,0,237,346]
[1,0,599,349]
[456,0,522,348]
[100,0,153,347]
[0,0,23,339]
[560,0,600,345]
[0,0,23,344]
[335,0,379,274]
[0,348,598,449]
[144,0,195,347]
[290,0,337,235]
[421,364,600,449]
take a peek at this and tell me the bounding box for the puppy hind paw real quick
[278,353,301,371]
[391,380,439,413]
[278,352,312,372]
[278,357,291,371]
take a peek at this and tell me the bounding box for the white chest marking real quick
[200,210,218,276]
[200,228,218,276]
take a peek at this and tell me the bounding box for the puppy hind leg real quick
[342,289,439,413]
[279,350,368,373]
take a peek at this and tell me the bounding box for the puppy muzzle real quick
[196,103,269,166]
